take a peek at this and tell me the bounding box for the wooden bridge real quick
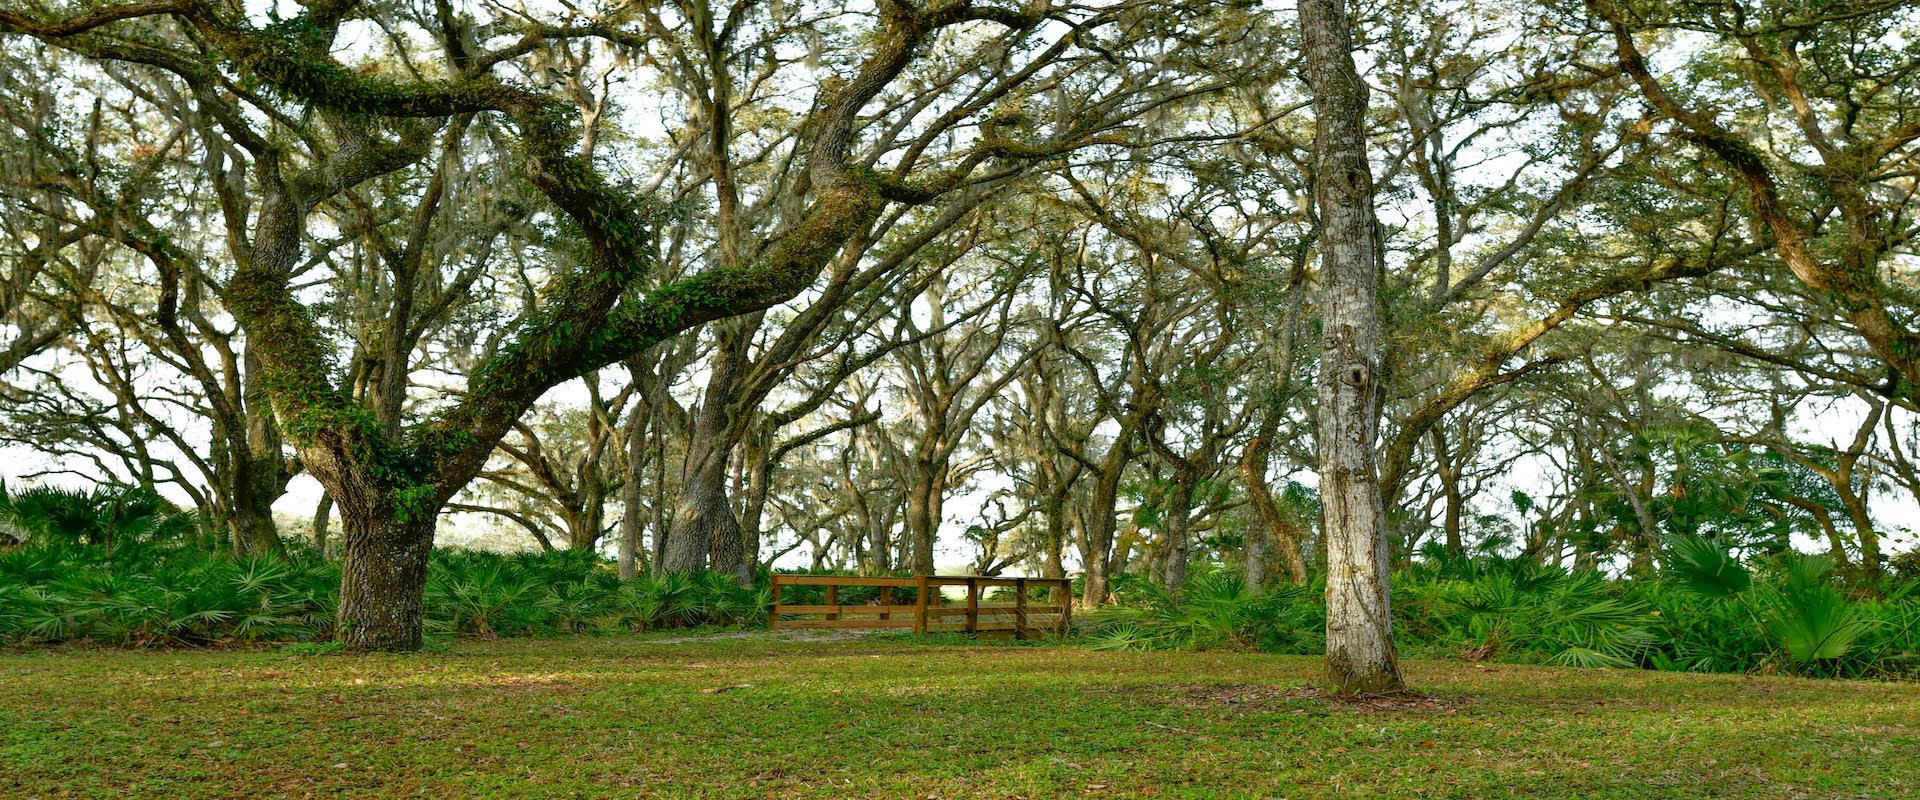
[766,574,1072,638]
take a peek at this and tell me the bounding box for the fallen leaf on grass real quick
[701,684,752,694]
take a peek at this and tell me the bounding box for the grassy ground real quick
[2,633,1916,799]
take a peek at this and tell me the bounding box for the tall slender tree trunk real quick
[1160,479,1197,596]
[618,395,649,580]
[734,438,771,583]
[649,424,670,575]
[864,501,894,574]
[1242,489,1272,590]
[1042,533,1068,604]
[1837,489,1881,574]
[230,349,288,556]
[1835,398,1885,575]
[312,493,332,555]
[1302,0,1405,695]
[1432,428,1463,556]
[710,442,750,581]
[1596,441,1659,574]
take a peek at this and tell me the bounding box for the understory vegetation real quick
[5,483,1915,681]
[0,543,769,647]
[1084,556,1920,680]
[0,486,769,645]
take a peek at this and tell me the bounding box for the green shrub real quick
[1084,551,1919,679]
[0,542,775,647]
[1083,568,1323,653]
[0,482,197,549]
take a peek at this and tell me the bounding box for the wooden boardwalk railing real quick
[767,574,1071,638]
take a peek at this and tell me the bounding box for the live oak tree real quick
[1584,0,1920,403]
[0,0,1128,650]
[0,49,302,555]
[639,0,1243,581]
[4,0,1916,667]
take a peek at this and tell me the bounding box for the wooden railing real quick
[767,574,1072,638]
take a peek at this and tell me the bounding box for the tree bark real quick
[334,509,437,651]
[1159,479,1196,596]
[1078,445,1130,608]
[1302,0,1405,695]
[904,449,947,575]
[663,317,756,576]
[228,489,284,558]
[1432,428,1463,556]
[618,395,649,580]
[1240,422,1308,586]
[313,493,332,555]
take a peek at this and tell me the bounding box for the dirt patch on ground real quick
[1096,682,1473,714]
[1274,684,1471,712]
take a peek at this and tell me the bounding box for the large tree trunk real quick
[662,317,757,577]
[334,509,437,651]
[1080,462,1125,608]
[228,489,284,558]
[1302,0,1405,696]
[569,493,605,552]
[225,437,287,557]
[664,457,731,574]
[904,449,947,575]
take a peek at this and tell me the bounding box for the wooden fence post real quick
[878,586,892,621]
[825,584,839,621]
[965,577,979,635]
[914,574,930,634]
[1014,578,1028,640]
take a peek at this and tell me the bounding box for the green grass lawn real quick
[2,634,1915,799]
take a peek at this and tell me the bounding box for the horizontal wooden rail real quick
[777,604,920,616]
[766,574,1072,639]
[773,575,921,587]
[928,606,1066,618]
[924,577,1032,588]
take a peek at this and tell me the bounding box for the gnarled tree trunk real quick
[334,509,437,651]
[1240,420,1308,586]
